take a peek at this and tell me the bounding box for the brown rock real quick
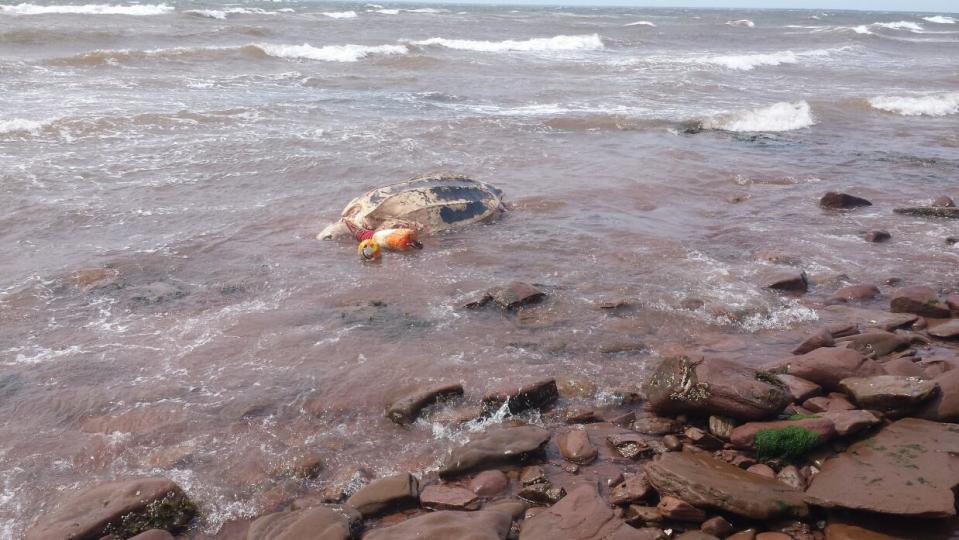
[890,286,950,318]
[364,510,511,540]
[482,498,528,520]
[282,452,325,480]
[775,347,884,391]
[776,465,805,490]
[820,192,872,209]
[805,418,959,517]
[947,293,959,313]
[894,207,959,218]
[609,474,652,505]
[441,425,550,478]
[607,433,654,460]
[755,534,791,540]
[634,415,680,435]
[656,496,706,523]
[802,395,854,412]
[791,329,835,354]
[839,375,939,411]
[345,473,419,517]
[730,418,836,450]
[765,270,809,293]
[470,470,509,497]
[420,484,480,511]
[644,356,790,421]
[386,383,464,425]
[482,378,558,414]
[519,465,547,486]
[881,356,924,378]
[932,195,956,208]
[519,484,651,540]
[663,434,683,451]
[708,416,736,440]
[685,426,725,450]
[676,532,719,540]
[823,523,907,540]
[929,319,959,339]
[318,467,371,503]
[822,305,917,332]
[517,482,565,506]
[25,477,194,540]
[838,331,909,358]
[625,505,663,525]
[918,369,959,422]
[556,429,597,465]
[728,531,757,540]
[644,452,809,520]
[129,531,174,540]
[701,516,734,538]
[828,323,860,338]
[863,231,891,243]
[746,464,775,479]
[246,506,360,540]
[818,410,880,436]
[467,282,546,310]
[776,374,822,402]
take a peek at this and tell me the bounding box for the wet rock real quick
[829,285,881,305]
[776,465,805,490]
[837,331,910,358]
[556,429,598,465]
[624,505,663,526]
[25,477,195,540]
[364,510,511,540]
[607,432,654,460]
[827,323,861,338]
[519,484,652,540]
[839,375,939,411]
[818,410,880,436]
[730,418,836,451]
[863,230,891,243]
[318,467,372,503]
[520,465,547,486]
[634,414,681,435]
[645,452,808,520]
[774,347,884,391]
[386,383,464,425]
[644,356,790,421]
[280,452,325,480]
[728,530,758,540]
[823,523,906,540]
[657,496,706,522]
[776,374,822,402]
[791,329,835,355]
[345,473,419,517]
[764,270,809,293]
[130,530,174,540]
[246,506,360,540]
[482,378,558,414]
[440,425,550,478]
[823,305,918,332]
[468,282,546,310]
[882,356,924,378]
[893,207,959,219]
[932,195,956,208]
[609,474,652,505]
[746,464,775,479]
[754,534,791,540]
[663,434,683,451]
[685,426,725,450]
[129,282,187,305]
[470,470,509,497]
[708,415,736,440]
[805,418,959,517]
[701,516,734,538]
[918,370,959,422]
[420,484,481,511]
[890,286,950,318]
[929,319,959,339]
[677,533,719,540]
[517,482,565,506]
[803,395,854,412]
[483,498,528,520]
[820,192,872,209]
[67,267,120,291]
[947,293,959,313]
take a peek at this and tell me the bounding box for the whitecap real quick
[254,42,407,62]
[0,3,173,15]
[868,92,959,117]
[405,8,445,13]
[624,20,655,27]
[698,47,843,71]
[703,100,816,132]
[371,8,399,14]
[412,34,604,53]
[726,19,755,28]
[183,9,225,19]
[873,21,923,31]
[923,15,956,24]
[0,118,46,135]
[321,10,357,19]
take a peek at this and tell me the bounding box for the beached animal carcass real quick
[318,174,506,240]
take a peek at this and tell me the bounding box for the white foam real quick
[704,100,816,132]
[0,118,46,135]
[254,42,407,62]
[624,20,655,27]
[868,92,959,117]
[372,8,399,14]
[924,15,956,24]
[851,25,872,34]
[726,19,755,28]
[321,10,356,19]
[185,7,281,18]
[873,20,923,31]
[700,47,840,71]
[184,9,225,19]
[405,8,445,13]
[412,34,604,53]
[0,3,173,15]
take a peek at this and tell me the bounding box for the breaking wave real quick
[923,16,956,24]
[726,19,755,28]
[0,3,173,15]
[183,7,283,19]
[868,92,959,117]
[321,10,356,19]
[702,48,839,70]
[702,100,815,132]
[46,42,407,65]
[0,118,48,135]
[253,42,406,62]
[411,34,604,53]
[624,20,656,27]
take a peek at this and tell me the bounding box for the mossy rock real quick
[754,426,822,461]
[104,491,198,539]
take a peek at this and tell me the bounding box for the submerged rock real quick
[419,484,480,511]
[519,484,653,540]
[467,282,546,310]
[773,347,884,391]
[556,429,598,465]
[791,328,834,355]
[829,284,881,304]
[246,506,360,540]
[440,425,550,478]
[385,382,464,425]
[764,271,809,293]
[805,418,959,518]
[863,230,891,243]
[482,378,558,414]
[345,473,419,517]
[839,375,939,411]
[893,207,959,219]
[820,192,872,209]
[364,510,511,540]
[928,319,959,339]
[890,286,950,318]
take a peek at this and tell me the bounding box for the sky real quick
[408,0,958,12]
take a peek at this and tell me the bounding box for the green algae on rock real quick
[753,426,822,461]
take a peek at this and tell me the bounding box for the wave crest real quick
[923,16,956,24]
[321,10,356,19]
[624,20,655,27]
[697,47,845,71]
[702,101,815,132]
[726,19,755,28]
[868,92,959,117]
[0,3,172,15]
[252,42,407,62]
[412,34,604,53]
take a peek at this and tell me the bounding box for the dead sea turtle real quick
[318,174,506,240]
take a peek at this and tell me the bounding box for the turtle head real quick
[317,220,352,240]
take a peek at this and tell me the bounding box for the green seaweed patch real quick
[104,491,198,539]
[784,413,821,421]
[754,426,822,461]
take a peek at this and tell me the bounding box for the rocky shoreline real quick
[22,193,959,540]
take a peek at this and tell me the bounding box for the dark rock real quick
[468,282,546,310]
[791,329,835,355]
[634,415,681,435]
[519,484,653,540]
[893,207,959,219]
[773,347,884,391]
[556,429,597,465]
[25,477,194,540]
[517,482,565,506]
[728,531,758,540]
[657,496,706,522]
[730,418,836,450]
[609,474,652,505]
[607,433,653,460]
[776,374,822,402]
[246,506,360,540]
[645,452,809,520]
[663,434,683,451]
[820,192,872,209]
[818,410,880,436]
[840,375,939,411]
[644,356,790,421]
[890,286,950,318]
[470,470,509,497]
[482,378,558,414]
[746,464,775,479]
[345,473,419,516]
[419,484,480,511]
[364,510,511,540]
[519,465,547,486]
[929,319,959,339]
[707,415,736,440]
[386,383,464,425]
[676,533,719,540]
[129,530,174,540]
[701,516,734,538]
[824,523,906,540]
[805,418,959,517]
[685,426,725,451]
[829,285,880,304]
[932,196,956,208]
[863,231,891,243]
[755,533,791,540]
[281,452,325,480]
[440,425,550,478]
[764,271,809,293]
[129,282,187,305]
[624,505,663,526]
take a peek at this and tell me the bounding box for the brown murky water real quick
[1,2,958,536]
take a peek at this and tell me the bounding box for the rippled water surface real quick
[1,1,959,536]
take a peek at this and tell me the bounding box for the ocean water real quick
[1,2,958,536]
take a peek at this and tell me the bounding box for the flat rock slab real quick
[419,485,480,511]
[929,320,959,339]
[839,375,939,411]
[644,356,790,421]
[805,418,959,518]
[821,305,917,332]
[644,451,809,520]
[363,510,511,540]
[440,425,550,478]
[776,374,822,402]
[837,331,909,358]
[25,477,193,540]
[773,347,884,391]
[819,410,880,436]
[482,378,558,414]
[519,484,657,540]
[894,207,959,219]
[890,286,950,319]
[919,370,959,422]
[386,383,464,425]
[345,473,419,517]
[729,418,836,450]
[247,506,360,540]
